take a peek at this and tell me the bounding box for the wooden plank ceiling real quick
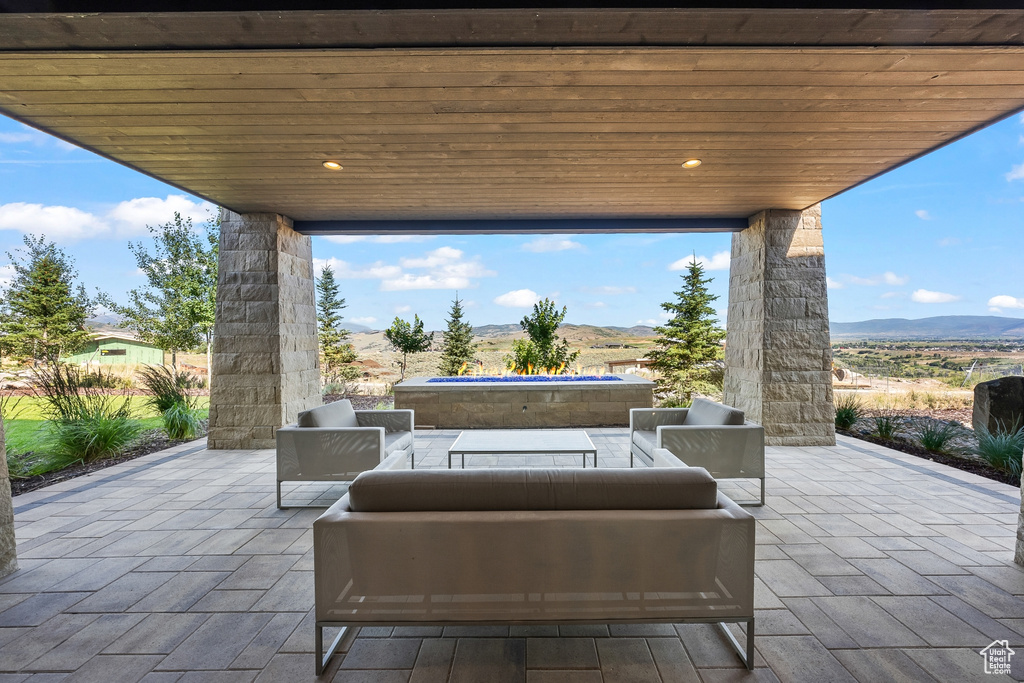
[1,46,1024,222]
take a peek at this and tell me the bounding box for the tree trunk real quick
[171,349,177,372]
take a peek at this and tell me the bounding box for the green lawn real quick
[3,395,209,456]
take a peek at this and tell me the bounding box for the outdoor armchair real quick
[630,397,765,506]
[275,399,414,509]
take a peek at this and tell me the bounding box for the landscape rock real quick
[973,376,1024,434]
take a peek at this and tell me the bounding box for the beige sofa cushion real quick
[348,467,718,512]
[684,397,744,426]
[297,399,359,428]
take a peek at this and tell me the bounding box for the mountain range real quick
[829,315,1024,339]
[87,315,1024,341]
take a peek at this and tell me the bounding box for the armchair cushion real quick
[383,430,413,455]
[631,429,658,460]
[297,400,359,428]
[683,397,744,426]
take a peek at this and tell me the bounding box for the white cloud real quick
[988,295,1024,309]
[313,257,402,280]
[581,285,637,295]
[585,301,607,309]
[400,246,463,269]
[882,272,908,286]
[669,251,731,271]
[0,133,34,144]
[107,195,214,236]
[846,271,909,287]
[880,291,904,299]
[915,209,931,220]
[1007,163,1024,182]
[317,245,494,292]
[938,237,961,247]
[826,277,843,290]
[0,202,108,241]
[0,194,215,242]
[350,316,377,325]
[381,274,472,291]
[494,289,541,308]
[394,305,411,314]
[522,237,583,253]
[911,289,960,304]
[636,319,659,326]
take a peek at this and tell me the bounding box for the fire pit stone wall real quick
[393,375,655,429]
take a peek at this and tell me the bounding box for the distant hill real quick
[830,316,1024,339]
[470,323,655,341]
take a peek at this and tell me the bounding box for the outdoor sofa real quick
[312,457,755,674]
[274,399,414,509]
[630,397,765,505]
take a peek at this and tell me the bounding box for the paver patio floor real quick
[3,429,1024,681]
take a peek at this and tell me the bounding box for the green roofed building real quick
[63,330,165,366]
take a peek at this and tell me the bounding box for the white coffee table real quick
[447,429,598,469]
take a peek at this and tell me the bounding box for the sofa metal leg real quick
[315,623,349,676]
[760,477,765,506]
[717,619,754,670]
[276,481,283,510]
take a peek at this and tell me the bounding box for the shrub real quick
[834,394,863,431]
[162,401,203,440]
[912,419,960,454]
[33,363,133,423]
[873,410,901,440]
[46,409,143,463]
[79,367,134,390]
[138,365,199,413]
[974,420,1024,480]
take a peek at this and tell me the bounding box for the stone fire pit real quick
[394,375,654,428]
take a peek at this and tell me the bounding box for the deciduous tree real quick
[99,213,218,370]
[506,298,579,374]
[384,315,433,381]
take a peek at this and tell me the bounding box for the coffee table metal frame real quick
[447,429,598,469]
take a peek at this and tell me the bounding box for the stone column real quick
[723,204,835,446]
[1016,476,1024,565]
[207,211,321,449]
[0,418,17,578]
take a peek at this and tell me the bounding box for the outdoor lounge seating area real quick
[275,399,414,508]
[3,428,1024,681]
[630,398,766,505]
[313,461,756,674]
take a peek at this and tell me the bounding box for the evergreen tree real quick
[505,298,580,374]
[0,234,92,365]
[438,293,477,376]
[648,256,726,401]
[99,213,218,370]
[315,265,359,385]
[384,314,433,381]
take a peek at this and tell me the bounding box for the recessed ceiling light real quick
[681,159,702,169]
[322,161,343,170]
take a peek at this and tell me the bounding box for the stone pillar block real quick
[724,204,835,446]
[208,210,321,450]
[0,418,17,578]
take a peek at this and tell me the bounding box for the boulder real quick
[973,376,1024,434]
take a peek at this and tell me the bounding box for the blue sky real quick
[1,112,1022,331]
